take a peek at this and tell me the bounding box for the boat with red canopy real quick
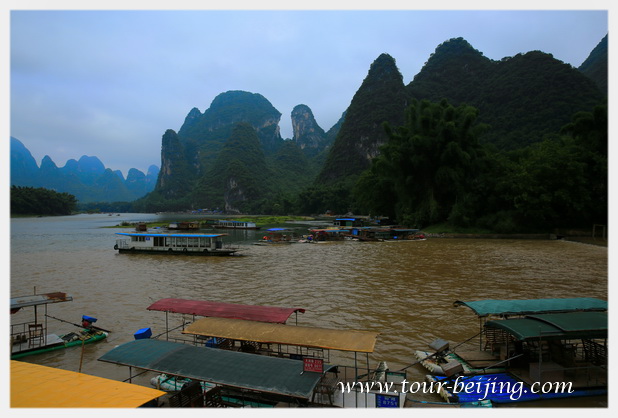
[147,298,305,324]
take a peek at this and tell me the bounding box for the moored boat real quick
[11,360,165,407]
[211,219,260,230]
[10,292,108,359]
[257,228,295,244]
[114,232,240,256]
[416,298,608,404]
[308,228,348,242]
[167,221,200,230]
[413,349,506,376]
[11,328,108,359]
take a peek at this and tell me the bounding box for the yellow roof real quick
[182,317,379,353]
[11,360,166,408]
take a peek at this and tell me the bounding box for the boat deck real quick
[453,350,501,369]
[11,333,64,355]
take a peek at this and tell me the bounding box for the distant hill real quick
[139,90,329,212]
[316,53,408,185]
[578,34,607,95]
[407,37,605,149]
[10,137,159,203]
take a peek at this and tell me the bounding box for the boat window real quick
[188,238,199,247]
[199,237,211,248]
[154,237,165,247]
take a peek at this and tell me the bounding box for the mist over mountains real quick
[10,136,159,203]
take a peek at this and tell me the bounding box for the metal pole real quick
[355,352,358,407]
[479,317,482,350]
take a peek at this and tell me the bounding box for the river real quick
[9,213,608,407]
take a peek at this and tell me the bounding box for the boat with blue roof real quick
[114,232,240,256]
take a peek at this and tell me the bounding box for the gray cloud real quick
[10,9,608,176]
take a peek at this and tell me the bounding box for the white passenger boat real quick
[114,232,240,256]
[212,220,260,230]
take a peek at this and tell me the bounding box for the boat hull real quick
[414,350,506,376]
[11,331,108,360]
[426,373,607,404]
[117,248,238,256]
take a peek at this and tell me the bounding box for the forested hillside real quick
[134,35,607,232]
[11,186,77,216]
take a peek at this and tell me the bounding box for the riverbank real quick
[423,232,607,247]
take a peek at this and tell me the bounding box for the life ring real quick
[168,248,173,252]
[114,244,118,250]
[183,248,188,252]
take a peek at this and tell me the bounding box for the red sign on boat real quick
[303,357,323,373]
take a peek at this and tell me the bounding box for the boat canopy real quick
[183,317,379,353]
[11,360,165,407]
[147,298,305,324]
[10,292,73,312]
[453,298,607,317]
[485,311,608,341]
[99,339,335,400]
[116,232,226,238]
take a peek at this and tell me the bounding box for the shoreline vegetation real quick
[11,213,606,247]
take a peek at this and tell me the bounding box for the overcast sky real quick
[6,3,610,177]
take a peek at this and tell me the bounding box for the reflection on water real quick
[10,214,608,407]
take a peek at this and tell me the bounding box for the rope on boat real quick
[450,331,482,352]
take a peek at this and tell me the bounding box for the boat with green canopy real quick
[99,338,340,407]
[425,311,607,404]
[414,298,607,376]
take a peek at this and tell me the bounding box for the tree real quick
[11,186,77,215]
[356,98,487,226]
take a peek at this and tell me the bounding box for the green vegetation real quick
[408,38,604,151]
[118,38,608,234]
[353,99,489,227]
[352,100,607,232]
[11,186,77,216]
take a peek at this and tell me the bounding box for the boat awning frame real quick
[484,311,608,341]
[453,298,607,318]
[98,339,335,400]
[147,298,305,324]
[10,292,73,311]
[182,317,379,353]
[11,360,165,407]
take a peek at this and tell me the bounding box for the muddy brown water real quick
[9,214,608,407]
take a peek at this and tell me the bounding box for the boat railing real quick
[115,239,130,249]
[10,321,47,347]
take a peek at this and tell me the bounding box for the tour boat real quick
[114,232,240,256]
